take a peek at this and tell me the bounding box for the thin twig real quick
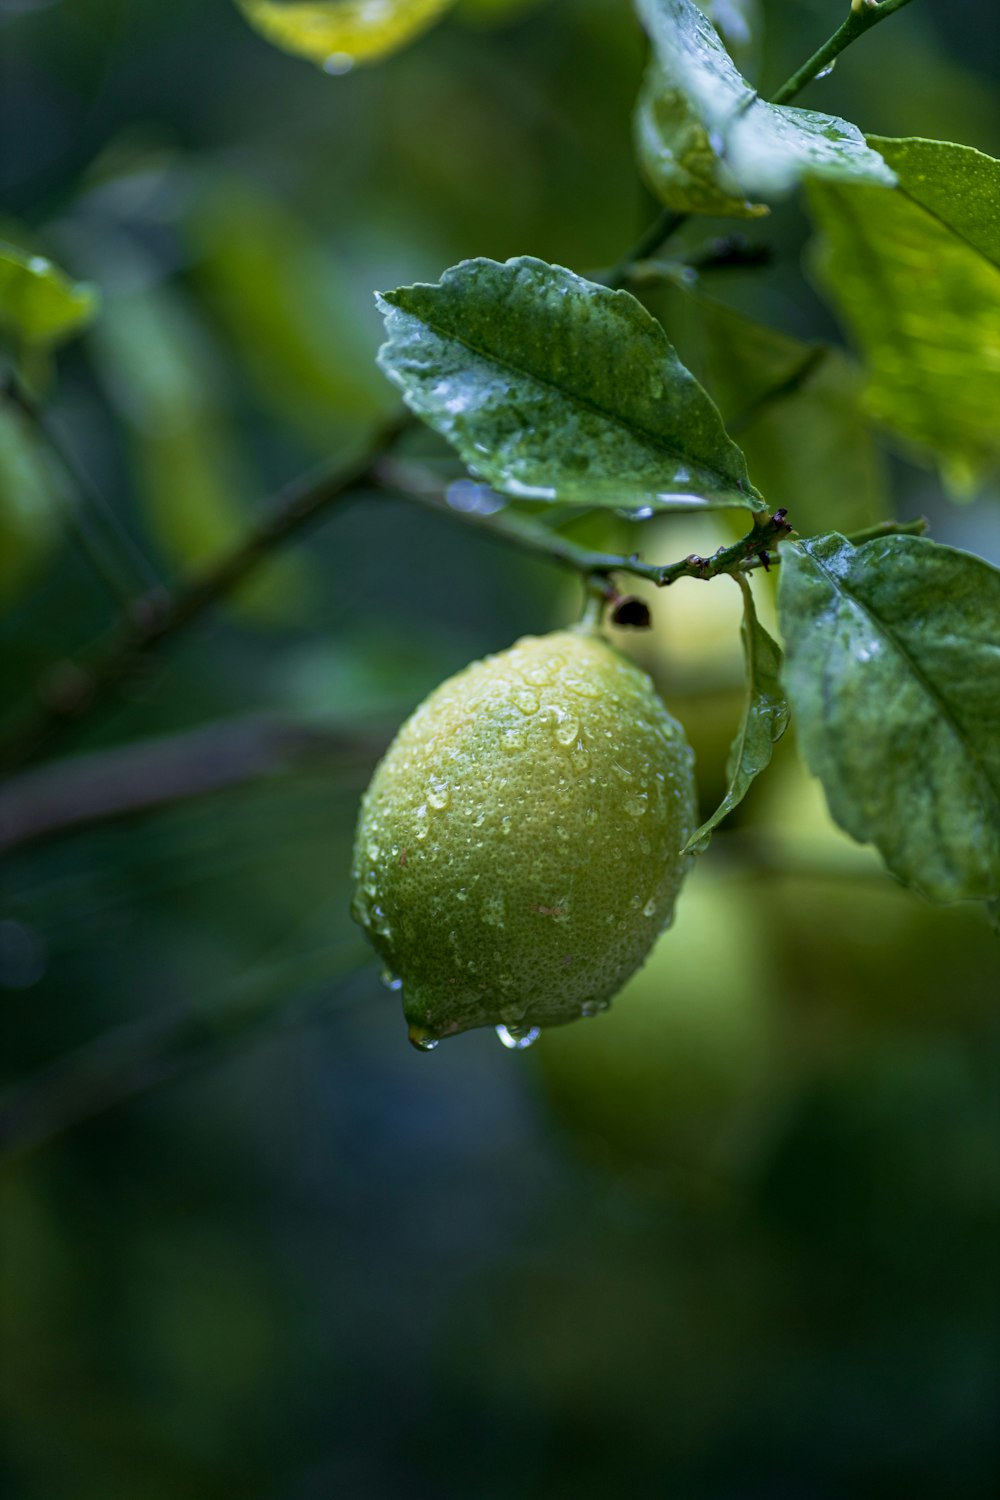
[3,375,162,601]
[599,0,916,287]
[373,456,927,585]
[372,454,792,585]
[770,0,917,107]
[0,714,386,856]
[727,346,829,435]
[842,517,928,546]
[0,415,410,777]
[600,208,689,290]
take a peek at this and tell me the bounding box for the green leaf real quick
[642,281,889,534]
[635,0,894,218]
[90,278,309,622]
[186,176,396,442]
[808,138,1000,493]
[234,0,454,70]
[376,256,762,513]
[683,574,789,853]
[778,532,1000,903]
[868,136,1000,266]
[0,241,98,350]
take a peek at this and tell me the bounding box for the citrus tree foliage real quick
[809,139,1000,492]
[779,534,1000,902]
[377,257,762,512]
[635,0,894,216]
[362,0,1000,911]
[683,578,788,854]
[4,0,1000,933]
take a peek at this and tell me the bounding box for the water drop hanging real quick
[495,1024,541,1050]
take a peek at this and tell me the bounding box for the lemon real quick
[350,626,697,1047]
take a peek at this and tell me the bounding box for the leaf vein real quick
[808,548,1000,822]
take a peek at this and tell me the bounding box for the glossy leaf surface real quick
[778,533,1000,903]
[377,256,762,512]
[683,576,788,852]
[235,0,453,70]
[635,0,894,217]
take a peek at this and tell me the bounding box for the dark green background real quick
[2,2,999,1495]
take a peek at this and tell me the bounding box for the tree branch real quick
[600,208,689,290]
[372,458,927,588]
[0,714,386,856]
[0,415,410,777]
[372,454,796,586]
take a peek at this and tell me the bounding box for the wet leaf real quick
[869,136,1000,266]
[377,256,762,513]
[808,139,1000,493]
[778,532,1000,903]
[635,0,894,217]
[234,0,454,70]
[683,576,788,852]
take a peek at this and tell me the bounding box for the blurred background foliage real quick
[1,1,999,1496]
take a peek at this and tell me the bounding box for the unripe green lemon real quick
[351,626,697,1048]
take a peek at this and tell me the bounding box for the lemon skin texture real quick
[351,627,697,1045]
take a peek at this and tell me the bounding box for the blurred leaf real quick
[235,0,454,69]
[0,404,60,601]
[0,241,98,351]
[90,282,307,619]
[187,177,395,443]
[377,256,763,512]
[869,136,1000,263]
[646,283,889,534]
[696,0,761,71]
[778,532,1000,903]
[683,576,788,851]
[808,141,1000,493]
[635,0,894,217]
